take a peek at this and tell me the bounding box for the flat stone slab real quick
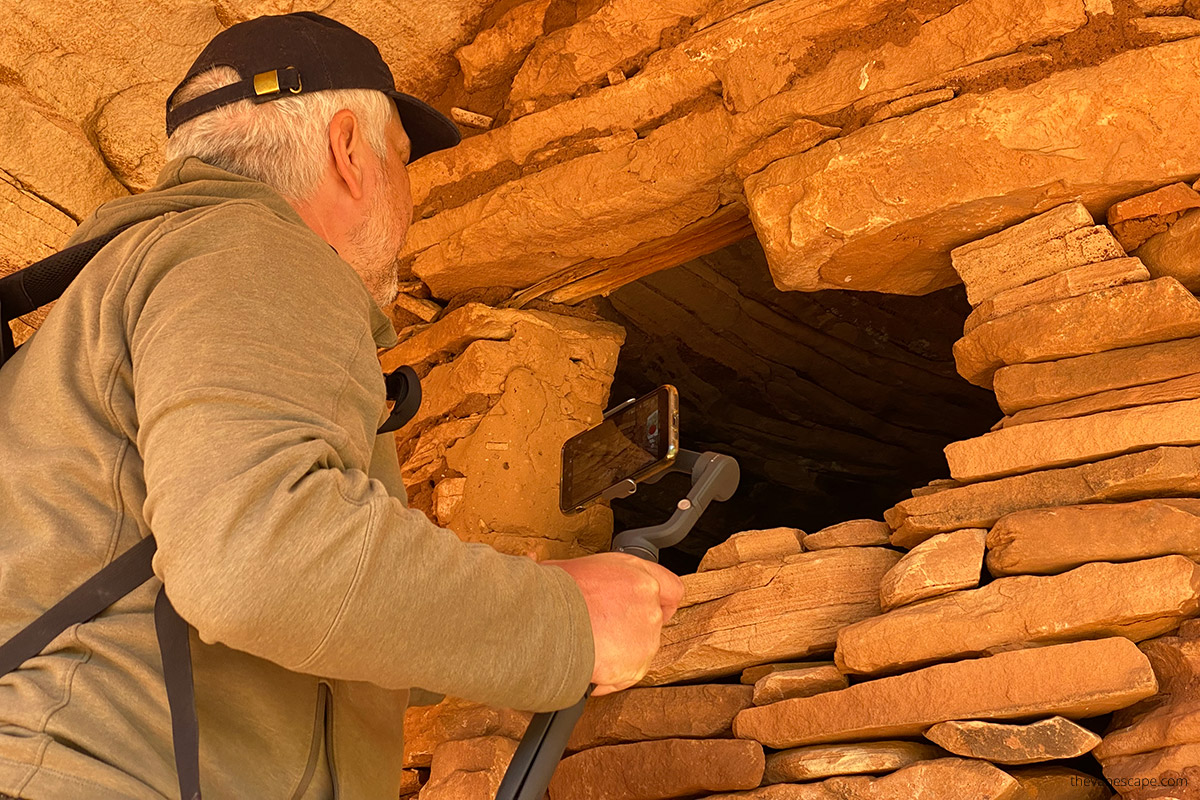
[964,257,1149,334]
[698,528,807,572]
[682,559,798,609]
[733,638,1157,749]
[753,665,848,706]
[763,741,944,783]
[741,661,835,685]
[946,397,1200,481]
[1108,182,1200,252]
[924,717,1101,764]
[986,499,1200,576]
[701,758,1022,800]
[953,278,1200,388]
[567,685,754,751]
[993,336,1200,414]
[803,520,891,550]
[879,529,985,612]
[998,372,1200,429]
[885,446,1200,546]
[836,556,1200,676]
[549,738,764,800]
[644,548,900,685]
[403,697,530,768]
[951,202,1111,305]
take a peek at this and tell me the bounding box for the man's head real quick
[164,13,460,306]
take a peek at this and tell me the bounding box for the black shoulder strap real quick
[0,225,134,366]
[0,536,202,799]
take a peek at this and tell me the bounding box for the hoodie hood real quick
[71,156,398,348]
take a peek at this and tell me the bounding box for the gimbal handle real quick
[494,449,740,800]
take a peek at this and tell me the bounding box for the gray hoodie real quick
[0,157,592,800]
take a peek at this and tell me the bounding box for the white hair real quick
[166,66,394,200]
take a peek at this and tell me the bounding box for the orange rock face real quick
[878,528,985,612]
[1107,182,1200,252]
[697,527,807,572]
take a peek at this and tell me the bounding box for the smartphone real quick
[559,385,680,514]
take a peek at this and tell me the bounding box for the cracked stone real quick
[878,529,985,612]
[924,717,1101,764]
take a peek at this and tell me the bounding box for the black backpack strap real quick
[0,225,135,366]
[155,588,202,800]
[0,535,157,676]
[0,535,202,799]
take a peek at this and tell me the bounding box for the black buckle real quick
[378,365,422,434]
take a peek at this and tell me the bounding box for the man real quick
[0,13,683,800]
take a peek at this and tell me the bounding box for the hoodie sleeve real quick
[127,206,593,712]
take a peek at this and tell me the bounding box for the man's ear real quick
[328,108,367,201]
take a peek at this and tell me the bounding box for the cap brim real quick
[389,91,461,162]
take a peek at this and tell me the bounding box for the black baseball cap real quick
[165,12,461,161]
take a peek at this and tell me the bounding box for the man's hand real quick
[544,553,685,696]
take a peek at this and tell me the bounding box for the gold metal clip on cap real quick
[253,69,281,97]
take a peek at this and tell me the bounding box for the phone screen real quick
[560,386,678,513]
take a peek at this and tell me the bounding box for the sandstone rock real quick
[836,557,1200,676]
[924,717,1101,764]
[644,548,901,685]
[733,638,1157,749]
[0,171,76,285]
[986,500,1200,576]
[508,0,709,113]
[746,39,1200,295]
[386,306,623,553]
[1133,15,1200,43]
[1107,182,1200,252]
[741,661,835,685]
[403,697,530,768]
[421,735,519,800]
[733,0,1083,120]
[399,769,424,796]
[803,520,891,550]
[1004,765,1114,800]
[878,529,985,612]
[947,398,1200,481]
[1095,622,1200,767]
[763,741,945,783]
[887,446,1200,546]
[994,336,1200,414]
[963,258,1150,335]
[866,88,956,125]
[998,373,1200,429]
[732,120,840,182]
[0,84,128,220]
[1136,208,1200,292]
[406,104,758,298]
[567,685,754,751]
[683,557,798,609]
[950,203,1106,306]
[698,527,807,571]
[548,738,765,800]
[1098,742,1200,800]
[703,758,1022,800]
[753,665,848,706]
[455,0,552,93]
[953,278,1200,388]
